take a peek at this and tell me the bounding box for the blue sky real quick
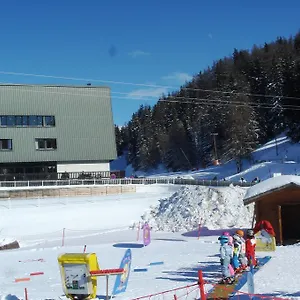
[0,0,299,125]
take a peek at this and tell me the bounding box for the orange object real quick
[236,229,244,237]
[30,272,44,276]
[15,277,30,283]
[90,268,124,276]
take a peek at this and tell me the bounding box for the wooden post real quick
[106,275,109,300]
[24,288,28,300]
[62,228,66,247]
[251,208,256,228]
[278,205,283,245]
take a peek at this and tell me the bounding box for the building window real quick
[0,139,13,150]
[0,116,7,126]
[29,115,43,126]
[35,138,57,150]
[22,116,29,126]
[15,116,23,126]
[44,116,55,126]
[0,115,55,127]
[7,116,15,126]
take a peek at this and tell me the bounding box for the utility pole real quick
[211,133,219,160]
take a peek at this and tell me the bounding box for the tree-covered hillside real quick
[115,32,300,172]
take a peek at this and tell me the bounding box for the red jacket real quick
[246,238,256,258]
[254,220,275,236]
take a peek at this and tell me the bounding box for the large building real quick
[0,84,117,180]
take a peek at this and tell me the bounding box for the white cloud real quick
[128,50,150,58]
[162,72,192,84]
[208,33,213,39]
[127,87,168,100]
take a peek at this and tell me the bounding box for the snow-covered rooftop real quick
[244,175,300,205]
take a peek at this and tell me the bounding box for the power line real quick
[157,97,300,111]
[181,87,300,101]
[0,71,175,89]
[1,70,300,101]
[0,82,300,110]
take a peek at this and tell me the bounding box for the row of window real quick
[0,138,57,151]
[0,115,55,127]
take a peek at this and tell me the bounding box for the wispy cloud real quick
[128,50,150,58]
[208,33,213,39]
[162,72,192,84]
[127,87,168,100]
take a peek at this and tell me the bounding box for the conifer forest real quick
[115,32,300,172]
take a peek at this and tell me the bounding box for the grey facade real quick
[0,84,117,178]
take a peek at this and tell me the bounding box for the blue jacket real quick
[220,244,233,261]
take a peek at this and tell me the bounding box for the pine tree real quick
[223,75,260,172]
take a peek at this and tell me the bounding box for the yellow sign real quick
[58,253,100,300]
[255,230,276,252]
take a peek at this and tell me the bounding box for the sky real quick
[0,0,300,125]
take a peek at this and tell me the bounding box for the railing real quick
[0,178,254,188]
[0,170,125,181]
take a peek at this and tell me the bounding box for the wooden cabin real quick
[244,175,300,245]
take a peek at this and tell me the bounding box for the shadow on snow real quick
[112,242,144,248]
[182,227,250,238]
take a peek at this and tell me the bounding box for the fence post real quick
[62,228,66,247]
[198,270,206,300]
[24,288,28,300]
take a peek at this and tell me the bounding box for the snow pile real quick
[0,238,17,247]
[142,185,254,232]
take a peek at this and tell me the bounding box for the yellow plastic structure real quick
[255,230,276,252]
[58,253,100,300]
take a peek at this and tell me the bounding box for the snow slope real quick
[111,134,300,183]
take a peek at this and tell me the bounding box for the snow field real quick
[0,184,299,299]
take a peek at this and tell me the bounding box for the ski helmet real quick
[233,234,241,242]
[247,229,254,237]
[222,231,230,236]
[236,229,244,237]
[218,235,229,245]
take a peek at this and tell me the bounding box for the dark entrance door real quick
[281,204,300,244]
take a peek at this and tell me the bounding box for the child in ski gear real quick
[246,229,258,267]
[227,236,235,277]
[235,230,248,270]
[218,235,235,284]
[232,233,241,271]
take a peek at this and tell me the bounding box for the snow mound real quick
[142,185,254,232]
[0,238,17,247]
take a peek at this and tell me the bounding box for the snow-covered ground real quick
[113,134,300,184]
[0,184,300,299]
